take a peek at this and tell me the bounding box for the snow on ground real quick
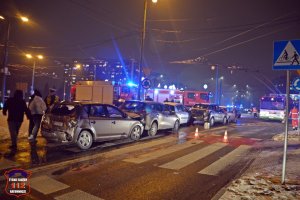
[219,132,300,200]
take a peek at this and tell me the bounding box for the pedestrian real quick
[164,98,169,102]
[44,88,59,111]
[28,89,47,141]
[289,105,299,130]
[2,90,31,149]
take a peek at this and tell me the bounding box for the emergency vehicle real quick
[146,89,209,107]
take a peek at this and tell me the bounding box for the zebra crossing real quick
[27,135,254,200]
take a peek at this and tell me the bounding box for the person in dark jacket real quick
[2,90,30,149]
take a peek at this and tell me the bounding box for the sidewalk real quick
[218,131,300,200]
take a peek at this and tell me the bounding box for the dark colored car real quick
[41,101,144,150]
[119,100,180,136]
[190,103,227,126]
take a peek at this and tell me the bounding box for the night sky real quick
[1,0,300,104]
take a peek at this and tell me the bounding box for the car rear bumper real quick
[41,129,74,144]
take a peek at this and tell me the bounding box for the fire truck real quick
[146,89,209,107]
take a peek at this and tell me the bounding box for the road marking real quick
[159,143,227,170]
[0,158,21,171]
[30,175,69,195]
[103,137,177,158]
[55,190,104,200]
[123,140,203,164]
[198,145,251,176]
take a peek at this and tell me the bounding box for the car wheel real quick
[173,120,180,133]
[77,130,93,150]
[209,117,215,126]
[130,125,142,141]
[148,122,158,136]
[223,117,227,125]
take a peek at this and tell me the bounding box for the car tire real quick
[130,125,142,141]
[209,117,215,126]
[77,130,93,150]
[148,122,158,136]
[173,120,180,133]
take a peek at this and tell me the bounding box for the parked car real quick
[190,103,227,126]
[163,102,191,125]
[220,106,237,123]
[41,101,144,150]
[119,100,180,136]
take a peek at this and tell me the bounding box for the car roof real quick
[60,101,117,107]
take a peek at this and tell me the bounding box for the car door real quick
[88,104,112,138]
[106,105,132,137]
[159,104,175,129]
[176,105,189,124]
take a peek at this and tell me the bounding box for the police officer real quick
[44,88,59,111]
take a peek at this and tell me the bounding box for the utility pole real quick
[1,18,10,103]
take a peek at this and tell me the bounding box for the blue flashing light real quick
[127,81,137,87]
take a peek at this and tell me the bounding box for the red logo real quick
[4,168,31,198]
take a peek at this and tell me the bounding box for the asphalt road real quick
[0,115,285,200]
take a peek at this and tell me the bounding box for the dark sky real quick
[1,0,300,100]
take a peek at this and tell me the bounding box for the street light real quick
[211,65,219,104]
[137,0,158,100]
[1,15,29,103]
[25,54,43,93]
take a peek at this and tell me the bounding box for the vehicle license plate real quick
[53,121,63,126]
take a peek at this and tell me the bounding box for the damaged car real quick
[41,101,144,150]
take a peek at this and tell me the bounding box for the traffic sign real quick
[141,78,151,89]
[292,77,300,91]
[273,40,300,70]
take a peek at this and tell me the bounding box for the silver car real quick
[41,102,144,150]
[119,100,180,136]
[164,102,191,125]
[191,103,227,126]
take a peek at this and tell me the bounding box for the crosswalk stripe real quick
[55,189,104,200]
[30,175,69,195]
[123,140,203,164]
[103,137,177,158]
[159,143,227,170]
[198,145,251,176]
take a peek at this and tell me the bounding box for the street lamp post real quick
[137,0,157,100]
[1,17,11,104]
[1,15,29,103]
[211,65,219,104]
[26,54,43,93]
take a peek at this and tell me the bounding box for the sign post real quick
[273,40,300,184]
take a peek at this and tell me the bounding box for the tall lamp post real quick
[25,54,43,93]
[137,0,157,100]
[211,65,219,104]
[0,15,29,103]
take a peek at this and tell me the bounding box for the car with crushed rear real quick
[41,101,144,150]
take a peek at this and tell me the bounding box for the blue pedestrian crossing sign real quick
[292,77,300,91]
[273,40,300,70]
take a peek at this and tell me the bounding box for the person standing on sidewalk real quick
[28,89,47,141]
[289,105,299,130]
[2,90,31,149]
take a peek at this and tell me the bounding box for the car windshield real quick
[120,101,146,112]
[51,104,77,116]
[193,104,209,109]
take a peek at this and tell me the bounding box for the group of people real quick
[2,88,60,149]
